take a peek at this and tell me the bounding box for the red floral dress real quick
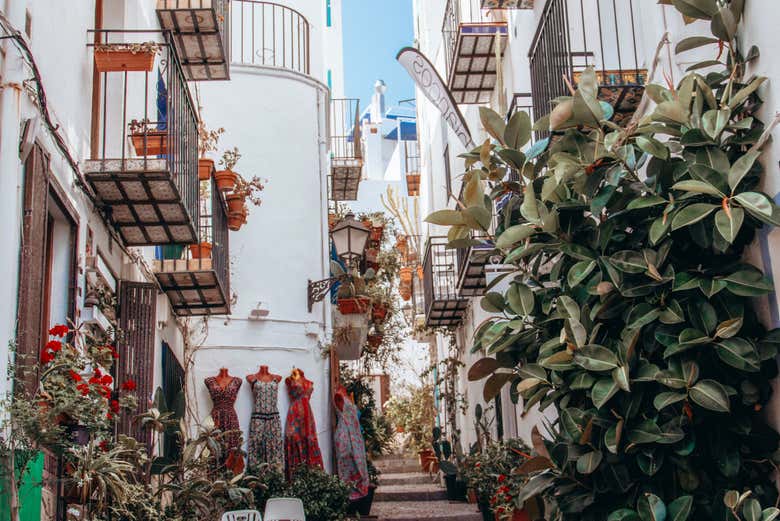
[335,397,369,500]
[205,376,242,454]
[284,376,324,479]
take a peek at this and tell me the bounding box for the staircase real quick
[371,454,483,521]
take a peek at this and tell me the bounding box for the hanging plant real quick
[427,2,780,519]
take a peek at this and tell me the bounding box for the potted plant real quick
[129,119,166,156]
[227,205,248,232]
[406,172,421,196]
[215,147,240,192]
[331,323,367,360]
[94,41,160,73]
[189,242,212,259]
[335,271,371,315]
[198,122,224,181]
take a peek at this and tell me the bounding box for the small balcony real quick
[481,0,533,6]
[330,98,363,201]
[423,237,468,328]
[231,0,311,75]
[156,0,230,80]
[443,0,508,105]
[85,31,199,246]
[456,237,496,298]
[153,177,231,316]
[404,141,421,197]
[530,0,647,134]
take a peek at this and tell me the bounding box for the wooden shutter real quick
[16,144,50,396]
[117,281,157,446]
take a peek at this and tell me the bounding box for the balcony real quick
[404,141,421,196]
[443,0,508,105]
[85,31,199,246]
[456,237,496,297]
[231,0,311,75]
[153,177,231,316]
[330,98,363,201]
[423,237,468,328]
[156,0,230,80]
[530,0,646,134]
[481,0,533,6]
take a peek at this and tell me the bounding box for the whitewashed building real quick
[0,0,347,517]
[410,0,780,451]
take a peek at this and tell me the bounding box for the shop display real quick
[334,384,370,501]
[246,365,284,472]
[284,368,324,479]
[204,368,243,471]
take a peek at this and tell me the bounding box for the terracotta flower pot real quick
[328,213,339,230]
[214,169,238,192]
[189,242,212,259]
[94,48,155,73]
[400,267,413,284]
[199,158,215,181]
[370,225,384,242]
[337,297,371,315]
[365,247,379,263]
[406,173,421,196]
[225,193,246,214]
[228,209,247,231]
[399,282,412,301]
[131,130,167,156]
[372,303,388,323]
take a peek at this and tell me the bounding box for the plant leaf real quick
[689,379,730,412]
[671,203,717,230]
[479,107,506,145]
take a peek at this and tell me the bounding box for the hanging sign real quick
[396,47,474,149]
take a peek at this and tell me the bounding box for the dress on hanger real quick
[247,379,284,472]
[284,376,324,479]
[335,396,370,500]
[204,376,242,455]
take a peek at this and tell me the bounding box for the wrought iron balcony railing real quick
[231,0,311,75]
[442,0,508,104]
[529,0,646,136]
[85,30,199,247]
[153,176,231,316]
[330,98,363,201]
[156,0,230,80]
[423,237,468,327]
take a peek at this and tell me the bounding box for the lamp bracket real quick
[307,277,338,312]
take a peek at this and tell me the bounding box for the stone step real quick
[374,457,419,467]
[375,462,423,474]
[373,500,483,521]
[375,483,447,502]
[379,472,436,486]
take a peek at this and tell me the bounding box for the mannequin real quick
[246,365,284,471]
[204,368,243,473]
[284,367,324,478]
[334,382,369,500]
[247,365,282,384]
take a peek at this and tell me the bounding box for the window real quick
[161,343,185,461]
[16,146,78,395]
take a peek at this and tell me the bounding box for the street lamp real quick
[307,213,370,311]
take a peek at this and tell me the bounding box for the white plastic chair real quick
[221,510,262,521]
[263,498,306,521]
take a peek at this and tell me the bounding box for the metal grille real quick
[16,145,50,395]
[423,237,468,327]
[117,281,158,448]
[442,0,490,78]
[404,141,420,175]
[86,30,199,246]
[206,176,230,303]
[529,0,644,136]
[232,0,311,74]
[161,342,184,460]
[331,98,362,162]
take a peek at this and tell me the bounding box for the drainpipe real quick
[0,1,27,394]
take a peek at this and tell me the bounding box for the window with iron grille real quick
[161,342,185,461]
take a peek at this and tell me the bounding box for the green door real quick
[0,451,43,521]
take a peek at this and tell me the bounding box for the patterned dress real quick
[204,376,242,455]
[335,396,370,500]
[284,376,324,479]
[247,379,284,472]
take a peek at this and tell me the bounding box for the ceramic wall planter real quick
[199,158,215,181]
[337,297,371,315]
[94,48,155,73]
[131,130,167,156]
[214,169,238,192]
[189,242,212,259]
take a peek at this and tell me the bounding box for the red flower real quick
[110,400,120,413]
[48,324,69,337]
[45,340,62,352]
[121,380,137,391]
[103,345,119,359]
[40,349,55,364]
[98,440,109,452]
[98,386,112,399]
[77,383,90,396]
[100,375,113,386]
[106,412,113,420]
[68,370,82,382]
[498,474,506,483]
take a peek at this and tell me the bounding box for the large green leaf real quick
[689,379,730,412]
[637,136,670,160]
[667,496,693,521]
[715,338,760,372]
[676,36,719,53]
[609,510,641,521]
[592,378,619,409]
[507,283,535,316]
[637,493,667,521]
[574,345,620,372]
[671,180,725,197]
[628,420,663,445]
[671,203,717,230]
[426,209,464,226]
[505,110,532,150]
[672,0,718,19]
[479,107,506,145]
[568,260,596,288]
[496,224,535,249]
[728,150,761,190]
[733,192,773,217]
[714,208,744,243]
[577,450,603,475]
[467,358,498,381]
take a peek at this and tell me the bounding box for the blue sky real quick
[342,0,415,111]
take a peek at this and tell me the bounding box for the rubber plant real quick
[427,2,780,520]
